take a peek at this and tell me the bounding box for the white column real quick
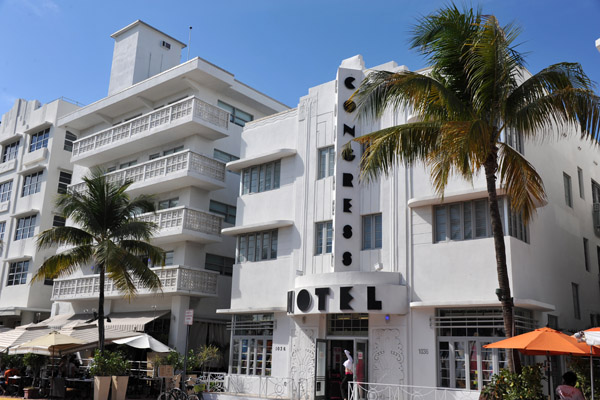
[169,295,190,351]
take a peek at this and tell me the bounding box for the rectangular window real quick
[149,153,161,160]
[230,314,274,376]
[119,160,137,169]
[7,260,29,286]
[22,171,43,197]
[0,181,12,202]
[214,149,239,163]
[241,161,281,195]
[578,167,585,199]
[29,128,50,152]
[504,128,523,154]
[0,221,5,240]
[315,221,333,255]
[205,253,234,276]
[564,173,573,207]
[64,131,77,152]
[584,238,590,271]
[592,180,600,204]
[2,140,19,163]
[164,251,174,266]
[52,216,66,227]
[57,171,72,195]
[318,146,335,179]
[572,283,581,319]
[237,230,278,263]
[218,100,253,127]
[162,145,184,156]
[209,200,236,224]
[363,214,382,250]
[15,215,36,240]
[158,198,178,210]
[597,246,600,274]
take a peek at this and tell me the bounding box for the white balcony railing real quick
[138,206,222,237]
[69,150,225,193]
[51,266,219,300]
[72,97,229,157]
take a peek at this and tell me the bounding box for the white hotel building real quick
[220,55,600,398]
[49,21,287,352]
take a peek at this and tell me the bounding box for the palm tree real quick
[32,169,164,352]
[349,5,600,372]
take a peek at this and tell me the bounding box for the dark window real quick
[241,161,280,195]
[22,171,43,197]
[52,216,66,227]
[57,171,72,194]
[327,314,369,336]
[205,253,234,276]
[318,146,335,179]
[578,167,585,199]
[572,283,581,319]
[0,181,12,202]
[15,215,36,240]
[119,160,137,169]
[209,200,236,224]
[564,173,573,208]
[158,198,178,210]
[7,261,29,286]
[217,100,253,127]
[29,128,50,152]
[162,146,184,156]
[237,230,278,263]
[0,221,5,241]
[64,131,77,152]
[2,140,19,163]
[363,214,382,250]
[315,221,333,254]
[214,149,239,163]
[584,238,590,271]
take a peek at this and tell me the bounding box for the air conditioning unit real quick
[161,40,171,50]
[593,203,600,231]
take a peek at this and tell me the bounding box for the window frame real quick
[241,161,281,195]
[158,198,179,210]
[57,171,72,195]
[214,149,239,163]
[205,253,234,276]
[7,260,29,286]
[2,140,19,163]
[564,172,573,208]
[29,128,50,152]
[15,214,37,240]
[317,146,335,179]
[584,238,590,272]
[315,221,333,255]
[217,100,254,127]
[572,282,581,319]
[209,200,236,224]
[22,171,43,197]
[0,180,12,202]
[237,230,278,263]
[362,214,383,250]
[64,131,77,152]
[577,167,585,199]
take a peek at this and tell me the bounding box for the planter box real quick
[111,376,129,400]
[94,376,111,400]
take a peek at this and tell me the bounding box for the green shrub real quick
[480,364,544,400]
[89,350,129,376]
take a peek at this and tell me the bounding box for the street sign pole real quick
[182,309,194,390]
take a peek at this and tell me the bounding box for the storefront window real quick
[230,314,274,376]
[327,314,368,336]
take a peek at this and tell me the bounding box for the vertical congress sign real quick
[334,67,364,272]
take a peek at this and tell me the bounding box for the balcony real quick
[71,97,230,166]
[51,266,219,301]
[138,206,222,244]
[69,150,226,195]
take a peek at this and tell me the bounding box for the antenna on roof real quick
[187,26,192,61]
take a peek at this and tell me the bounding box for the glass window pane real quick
[250,167,259,193]
[242,169,250,194]
[474,200,487,238]
[463,202,472,239]
[270,231,278,259]
[326,221,333,253]
[328,147,335,177]
[273,161,280,189]
[248,234,256,262]
[435,207,447,242]
[316,222,323,254]
[450,205,461,240]
[363,215,372,249]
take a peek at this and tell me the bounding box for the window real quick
[29,128,50,152]
[584,238,590,271]
[0,221,5,240]
[572,283,581,319]
[149,153,161,160]
[164,251,174,266]
[597,246,600,274]
[209,200,236,224]
[119,160,137,169]
[162,146,184,156]
[158,198,178,210]
[107,166,116,173]
[0,181,12,202]
[318,146,335,179]
[64,131,77,152]
[218,100,253,127]
[315,221,333,255]
[564,173,573,207]
[547,314,559,329]
[435,198,527,243]
[2,140,19,163]
[237,230,278,263]
[15,215,36,240]
[7,261,29,286]
[363,214,383,250]
[504,128,523,154]
[230,314,273,376]
[57,171,72,194]
[214,149,239,163]
[593,180,600,204]
[241,161,280,195]
[578,167,584,199]
[327,313,368,336]
[52,216,66,227]
[22,171,43,197]
[205,253,234,276]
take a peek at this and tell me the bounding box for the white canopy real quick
[113,333,172,353]
[580,330,600,346]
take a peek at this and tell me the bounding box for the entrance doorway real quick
[315,339,368,400]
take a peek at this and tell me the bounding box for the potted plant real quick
[90,350,117,400]
[107,352,129,400]
[23,353,46,388]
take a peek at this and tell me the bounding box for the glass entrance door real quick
[315,339,327,400]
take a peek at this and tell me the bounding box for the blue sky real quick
[0,0,599,111]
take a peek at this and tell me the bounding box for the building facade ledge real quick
[226,149,297,172]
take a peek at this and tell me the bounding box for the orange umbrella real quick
[484,327,590,355]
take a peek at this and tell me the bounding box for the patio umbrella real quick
[11,331,87,356]
[485,328,591,399]
[573,329,600,400]
[113,333,172,353]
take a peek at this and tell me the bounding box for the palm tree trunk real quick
[484,147,521,373]
[98,265,105,354]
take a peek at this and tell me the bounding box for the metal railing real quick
[72,97,229,157]
[349,382,480,400]
[137,206,222,237]
[69,150,225,193]
[51,265,218,300]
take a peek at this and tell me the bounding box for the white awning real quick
[39,310,169,332]
[221,220,294,236]
[0,325,52,351]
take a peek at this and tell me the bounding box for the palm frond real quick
[111,220,158,241]
[31,245,94,282]
[498,143,546,222]
[119,240,165,266]
[37,226,94,250]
